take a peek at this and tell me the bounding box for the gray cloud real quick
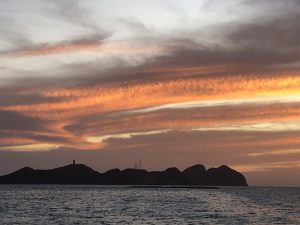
[1,0,300,87]
[0,15,32,51]
[227,6,300,53]
[0,131,70,147]
[141,6,300,75]
[0,0,108,56]
[0,86,68,107]
[0,110,44,131]
[0,33,108,56]
[21,3,300,86]
[47,0,102,31]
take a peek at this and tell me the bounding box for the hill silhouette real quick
[0,163,248,186]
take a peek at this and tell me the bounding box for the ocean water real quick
[0,186,299,225]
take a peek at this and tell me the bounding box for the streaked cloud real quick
[86,129,170,143]
[232,161,300,173]
[0,143,59,152]
[249,149,300,157]
[0,34,107,57]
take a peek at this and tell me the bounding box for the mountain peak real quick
[183,164,207,185]
[218,165,232,170]
[164,167,181,173]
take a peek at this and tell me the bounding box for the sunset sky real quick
[1,0,300,186]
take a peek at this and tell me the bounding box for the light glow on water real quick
[0,186,299,224]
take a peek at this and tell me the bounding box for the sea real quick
[0,185,299,225]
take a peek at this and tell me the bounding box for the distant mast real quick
[73,160,76,165]
[139,159,142,170]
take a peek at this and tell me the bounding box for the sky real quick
[0,0,300,186]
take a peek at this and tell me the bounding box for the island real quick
[0,163,248,186]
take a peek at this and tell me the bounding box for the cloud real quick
[137,12,300,76]
[1,0,300,84]
[0,16,32,51]
[73,102,300,137]
[0,85,67,107]
[0,110,44,131]
[0,34,108,57]
[5,72,300,118]
[48,0,99,30]
[0,0,108,60]
[129,2,300,75]
[1,0,300,186]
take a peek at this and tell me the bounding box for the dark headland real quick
[0,163,248,186]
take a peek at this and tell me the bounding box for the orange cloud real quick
[1,72,300,150]
[3,72,300,119]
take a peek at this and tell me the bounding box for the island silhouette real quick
[0,162,248,186]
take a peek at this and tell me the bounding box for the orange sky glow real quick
[0,0,300,187]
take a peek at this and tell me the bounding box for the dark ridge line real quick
[0,163,248,186]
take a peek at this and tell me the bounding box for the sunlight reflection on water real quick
[0,186,299,225]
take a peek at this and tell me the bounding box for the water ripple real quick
[0,186,299,225]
